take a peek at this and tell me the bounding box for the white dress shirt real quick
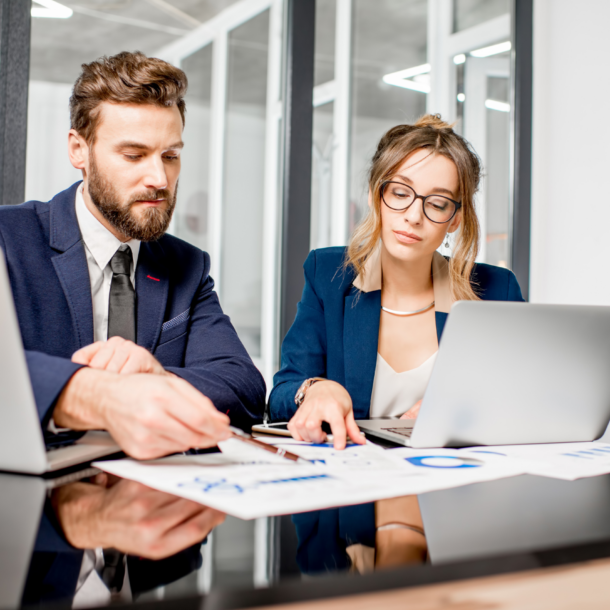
[72,548,132,608]
[74,184,140,342]
[68,186,137,607]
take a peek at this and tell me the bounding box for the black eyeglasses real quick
[380,180,462,224]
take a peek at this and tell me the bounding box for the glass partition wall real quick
[311,0,515,269]
[26,0,516,385]
[26,0,283,385]
[174,44,213,254]
[158,1,283,381]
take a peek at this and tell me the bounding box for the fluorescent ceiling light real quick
[485,99,510,112]
[32,0,73,18]
[453,54,466,65]
[470,41,511,58]
[383,64,431,94]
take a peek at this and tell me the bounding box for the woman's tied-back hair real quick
[346,114,482,302]
[70,51,188,144]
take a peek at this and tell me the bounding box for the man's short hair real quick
[70,51,188,144]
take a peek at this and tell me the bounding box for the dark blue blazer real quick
[0,182,266,430]
[270,247,524,421]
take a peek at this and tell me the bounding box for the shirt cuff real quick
[47,418,72,434]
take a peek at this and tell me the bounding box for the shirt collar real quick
[352,243,454,314]
[75,184,141,272]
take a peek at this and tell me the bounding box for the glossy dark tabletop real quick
[4,457,610,610]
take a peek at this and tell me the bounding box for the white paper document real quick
[94,440,526,520]
[466,442,610,481]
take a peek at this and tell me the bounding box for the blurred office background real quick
[23,0,520,389]
[0,0,604,595]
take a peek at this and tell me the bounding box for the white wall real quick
[531,0,610,305]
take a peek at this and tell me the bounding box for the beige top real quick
[369,352,437,418]
[353,245,452,418]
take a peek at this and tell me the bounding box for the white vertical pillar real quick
[197,531,214,593]
[330,0,352,246]
[260,0,284,387]
[426,0,453,120]
[208,31,228,291]
[253,517,273,587]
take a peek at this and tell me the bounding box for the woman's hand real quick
[400,399,422,420]
[287,380,366,450]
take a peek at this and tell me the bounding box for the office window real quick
[313,0,336,87]
[310,0,336,250]
[453,0,510,32]
[311,0,514,269]
[454,36,511,266]
[220,10,270,359]
[349,0,428,233]
[174,45,213,253]
[311,102,334,251]
[26,0,240,203]
[484,76,510,267]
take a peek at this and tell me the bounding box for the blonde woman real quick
[269,115,523,449]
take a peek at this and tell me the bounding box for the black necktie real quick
[98,548,126,593]
[108,246,136,341]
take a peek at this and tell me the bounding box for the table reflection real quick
[3,471,610,609]
[293,496,427,575]
[52,474,225,560]
[20,474,224,607]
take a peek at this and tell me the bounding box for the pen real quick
[228,426,314,464]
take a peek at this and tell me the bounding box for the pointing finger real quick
[345,411,366,445]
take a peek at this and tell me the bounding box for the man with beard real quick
[0,52,266,459]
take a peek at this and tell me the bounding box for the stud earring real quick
[444,233,450,249]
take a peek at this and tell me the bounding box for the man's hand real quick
[287,380,366,450]
[54,368,232,459]
[53,476,225,560]
[72,337,168,376]
[400,399,423,420]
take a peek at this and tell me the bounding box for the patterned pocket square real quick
[161,309,190,332]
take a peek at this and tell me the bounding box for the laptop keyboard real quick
[381,427,413,438]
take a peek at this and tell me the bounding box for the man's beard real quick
[88,154,178,242]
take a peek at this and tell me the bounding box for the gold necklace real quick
[381,301,435,316]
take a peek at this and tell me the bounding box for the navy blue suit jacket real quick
[0,182,266,430]
[270,247,524,420]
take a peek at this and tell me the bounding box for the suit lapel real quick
[435,311,448,343]
[343,289,381,418]
[49,182,94,348]
[432,251,453,345]
[51,247,94,349]
[136,241,169,351]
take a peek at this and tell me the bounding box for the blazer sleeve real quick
[165,267,266,431]
[0,227,85,433]
[25,351,84,428]
[507,270,525,302]
[269,250,328,421]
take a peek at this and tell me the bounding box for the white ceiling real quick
[30,0,241,83]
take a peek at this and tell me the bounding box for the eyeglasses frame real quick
[380,180,462,224]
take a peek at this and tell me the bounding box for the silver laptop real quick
[357,301,610,448]
[0,250,121,474]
